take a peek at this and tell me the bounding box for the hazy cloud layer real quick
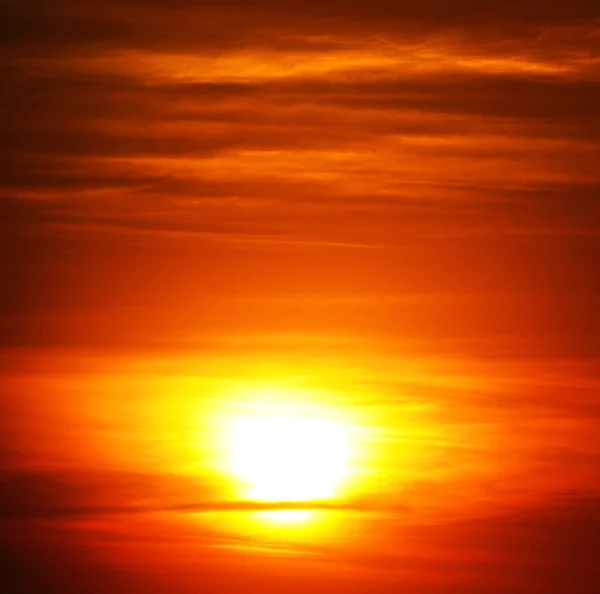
[2,0,599,352]
[2,465,600,593]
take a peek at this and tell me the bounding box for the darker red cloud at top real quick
[2,0,598,51]
[2,0,600,355]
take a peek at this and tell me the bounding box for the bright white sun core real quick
[227,413,350,503]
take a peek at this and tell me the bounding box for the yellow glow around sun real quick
[227,413,350,503]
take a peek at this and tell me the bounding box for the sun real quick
[227,413,350,503]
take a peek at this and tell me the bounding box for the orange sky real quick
[2,1,600,593]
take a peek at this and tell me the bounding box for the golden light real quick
[256,510,314,524]
[228,413,350,503]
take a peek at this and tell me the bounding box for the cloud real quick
[3,465,600,593]
[329,494,600,593]
[0,468,399,521]
[1,0,599,356]
[2,0,599,252]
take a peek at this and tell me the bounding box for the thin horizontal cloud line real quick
[4,219,391,250]
[1,498,402,520]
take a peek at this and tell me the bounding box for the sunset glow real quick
[3,0,600,592]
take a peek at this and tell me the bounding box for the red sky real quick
[2,1,600,593]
